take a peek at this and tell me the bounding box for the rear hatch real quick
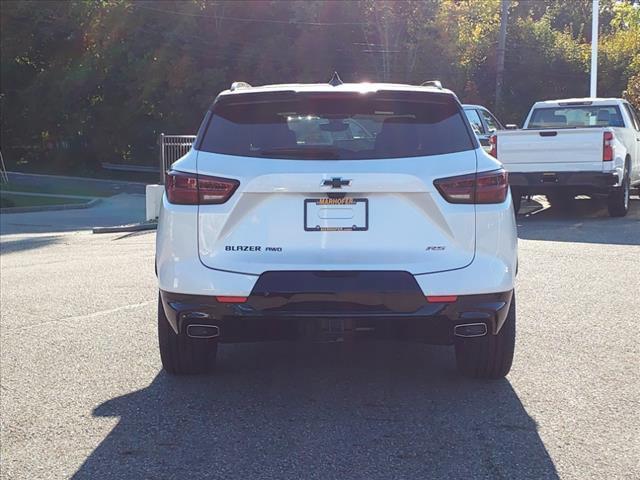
[195,90,478,275]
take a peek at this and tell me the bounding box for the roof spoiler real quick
[230,81,252,91]
[421,80,443,89]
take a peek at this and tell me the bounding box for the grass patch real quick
[1,193,88,208]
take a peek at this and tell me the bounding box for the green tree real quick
[624,73,640,109]
[1,0,638,175]
[599,0,640,97]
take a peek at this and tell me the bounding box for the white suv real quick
[156,80,518,378]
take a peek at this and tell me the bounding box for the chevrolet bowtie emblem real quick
[322,177,352,189]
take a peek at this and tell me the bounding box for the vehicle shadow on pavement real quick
[0,234,63,254]
[517,196,640,245]
[73,342,559,479]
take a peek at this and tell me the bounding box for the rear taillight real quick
[165,170,239,205]
[434,169,508,204]
[489,134,497,158]
[165,170,198,204]
[197,175,240,204]
[475,170,509,203]
[603,131,614,161]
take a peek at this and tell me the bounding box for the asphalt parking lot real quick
[1,196,639,479]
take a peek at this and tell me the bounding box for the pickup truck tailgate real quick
[498,129,604,167]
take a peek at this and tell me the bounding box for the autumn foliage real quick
[1,0,638,174]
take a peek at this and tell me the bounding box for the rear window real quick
[528,106,625,129]
[198,92,474,159]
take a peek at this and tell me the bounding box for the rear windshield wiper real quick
[260,147,340,159]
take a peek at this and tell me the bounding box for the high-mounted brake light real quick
[165,170,239,205]
[488,134,498,158]
[434,169,508,204]
[603,131,614,161]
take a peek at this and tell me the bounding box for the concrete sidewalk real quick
[0,193,145,235]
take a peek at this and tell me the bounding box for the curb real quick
[92,222,158,234]
[5,172,148,196]
[0,198,101,214]
[7,171,148,186]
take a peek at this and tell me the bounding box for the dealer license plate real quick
[304,197,368,232]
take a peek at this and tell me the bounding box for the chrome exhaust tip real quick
[186,324,220,339]
[454,323,488,338]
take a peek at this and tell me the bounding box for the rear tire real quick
[158,294,218,374]
[455,294,516,379]
[607,165,630,217]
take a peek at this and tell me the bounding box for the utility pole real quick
[495,0,508,113]
[590,0,599,97]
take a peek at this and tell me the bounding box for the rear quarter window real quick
[480,109,502,131]
[464,109,485,135]
[198,92,475,160]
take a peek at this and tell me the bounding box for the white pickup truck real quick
[494,98,640,216]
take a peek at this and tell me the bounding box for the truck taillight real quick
[489,134,498,158]
[434,169,508,204]
[603,131,614,161]
[165,170,239,205]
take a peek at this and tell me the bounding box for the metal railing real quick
[158,133,196,184]
[0,151,8,183]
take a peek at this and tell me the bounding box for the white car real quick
[156,79,518,378]
[495,98,640,216]
[463,104,506,152]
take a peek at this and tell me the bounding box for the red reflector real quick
[426,295,458,303]
[165,170,239,205]
[216,296,247,303]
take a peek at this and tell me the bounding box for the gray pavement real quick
[0,197,639,479]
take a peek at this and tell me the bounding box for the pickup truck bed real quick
[499,128,620,191]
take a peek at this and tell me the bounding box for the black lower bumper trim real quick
[160,277,513,345]
[509,171,618,194]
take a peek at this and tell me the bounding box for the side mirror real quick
[505,124,518,130]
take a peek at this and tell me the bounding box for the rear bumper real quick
[509,171,618,193]
[159,272,514,345]
[157,193,517,298]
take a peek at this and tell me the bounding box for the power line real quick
[132,3,384,27]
